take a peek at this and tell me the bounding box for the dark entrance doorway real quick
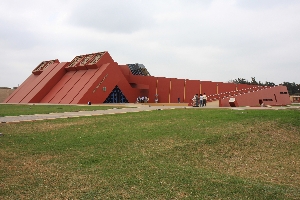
[104,85,129,103]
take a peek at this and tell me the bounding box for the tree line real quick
[229,77,300,95]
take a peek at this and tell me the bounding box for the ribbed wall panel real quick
[40,71,75,103]
[49,70,86,104]
[20,62,67,103]
[4,74,38,103]
[60,69,99,104]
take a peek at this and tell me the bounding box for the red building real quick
[4,51,291,107]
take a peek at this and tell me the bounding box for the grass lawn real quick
[0,104,123,117]
[0,108,299,199]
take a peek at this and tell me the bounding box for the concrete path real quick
[0,102,294,123]
[0,104,190,123]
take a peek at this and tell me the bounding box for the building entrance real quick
[104,86,129,103]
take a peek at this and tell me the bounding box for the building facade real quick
[4,51,291,107]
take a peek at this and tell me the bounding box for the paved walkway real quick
[0,102,294,123]
[0,104,189,123]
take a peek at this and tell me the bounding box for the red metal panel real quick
[220,86,291,107]
[170,78,184,103]
[18,63,59,103]
[94,62,142,104]
[20,62,68,103]
[70,64,109,104]
[65,55,85,71]
[212,82,236,101]
[128,75,156,102]
[9,63,60,103]
[237,84,253,90]
[143,76,157,103]
[88,63,122,103]
[86,51,114,69]
[218,83,236,94]
[185,80,200,103]
[7,51,291,106]
[200,81,217,97]
[117,77,140,103]
[76,54,96,70]
[229,91,261,107]
[119,65,131,80]
[72,63,129,104]
[156,77,170,103]
[4,74,38,103]
[49,70,86,103]
[105,64,142,103]
[32,59,59,75]
[274,85,291,105]
[40,71,76,103]
[60,68,99,104]
[146,76,156,103]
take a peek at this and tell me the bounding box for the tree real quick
[250,77,258,85]
[282,82,300,95]
[229,78,299,95]
[232,78,249,84]
[264,81,275,86]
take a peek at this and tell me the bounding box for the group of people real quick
[192,93,207,107]
[136,96,149,103]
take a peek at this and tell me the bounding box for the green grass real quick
[0,104,123,117]
[0,108,300,199]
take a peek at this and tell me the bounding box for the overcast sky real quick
[1,0,299,88]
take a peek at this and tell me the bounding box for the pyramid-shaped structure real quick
[4,51,291,107]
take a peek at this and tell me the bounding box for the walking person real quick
[203,93,207,106]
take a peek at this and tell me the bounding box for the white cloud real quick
[0,0,299,88]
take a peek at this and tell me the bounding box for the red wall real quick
[201,81,217,97]
[144,76,157,103]
[129,75,157,102]
[5,51,291,107]
[237,84,254,91]
[156,77,171,103]
[73,62,139,104]
[170,78,185,103]
[119,65,131,81]
[41,71,75,103]
[220,86,291,107]
[5,74,38,103]
[20,62,68,103]
[72,63,111,104]
[185,80,200,103]
[9,62,63,103]
[60,68,99,104]
[218,82,236,94]
[50,70,87,103]
[81,63,117,104]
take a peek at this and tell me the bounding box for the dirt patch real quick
[0,152,107,199]
[197,121,300,187]
[1,119,94,135]
[0,88,15,103]
[135,120,300,187]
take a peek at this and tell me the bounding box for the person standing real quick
[193,94,199,107]
[199,94,203,107]
[203,93,207,106]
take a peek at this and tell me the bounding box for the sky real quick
[0,0,299,88]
